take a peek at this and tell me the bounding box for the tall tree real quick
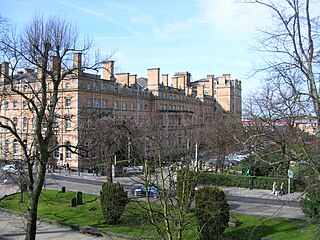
[0,15,98,240]
[242,0,320,132]
[201,111,244,172]
[237,0,320,216]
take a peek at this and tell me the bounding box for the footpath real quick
[0,172,307,239]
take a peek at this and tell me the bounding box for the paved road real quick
[46,173,306,220]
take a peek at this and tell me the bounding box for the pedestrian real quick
[63,164,67,175]
[67,163,71,175]
[279,181,285,195]
[67,163,70,175]
[272,181,277,195]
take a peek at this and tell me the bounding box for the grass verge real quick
[0,190,318,239]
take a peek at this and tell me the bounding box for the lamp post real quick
[195,141,198,172]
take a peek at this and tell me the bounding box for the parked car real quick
[123,166,144,174]
[131,185,161,198]
[2,165,18,174]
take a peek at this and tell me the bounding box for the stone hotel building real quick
[0,53,241,169]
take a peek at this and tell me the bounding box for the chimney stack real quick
[147,68,160,95]
[0,62,9,82]
[207,74,214,96]
[223,74,231,80]
[103,61,115,80]
[37,57,45,80]
[162,74,168,87]
[172,76,178,89]
[50,56,59,73]
[178,75,186,90]
[73,53,82,76]
[129,74,137,86]
[197,85,204,101]
[115,73,130,86]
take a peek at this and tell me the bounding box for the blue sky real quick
[1,0,270,96]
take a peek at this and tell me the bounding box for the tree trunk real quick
[105,156,113,183]
[25,200,38,240]
[25,162,46,240]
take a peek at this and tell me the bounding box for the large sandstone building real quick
[0,53,241,169]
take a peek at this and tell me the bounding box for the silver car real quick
[2,165,18,174]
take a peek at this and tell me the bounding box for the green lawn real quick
[0,190,318,239]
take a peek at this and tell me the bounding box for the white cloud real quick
[194,0,270,34]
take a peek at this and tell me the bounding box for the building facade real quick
[0,53,241,169]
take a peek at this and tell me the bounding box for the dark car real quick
[131,185,161,198]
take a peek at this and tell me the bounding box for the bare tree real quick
[201,111,244,173]
[77,110,135,182]
[240,0,320,132]
[0,15,100,240]
[238,0,320,179]
[122,110,204,240]
[244,79,320,178]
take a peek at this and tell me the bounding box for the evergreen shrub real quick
[195,187,229,240]
[301,185,320,223]
[100,182,129,225]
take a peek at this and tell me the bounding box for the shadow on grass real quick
[224,225,276,240]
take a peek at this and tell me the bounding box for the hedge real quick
[196,172,306,192]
